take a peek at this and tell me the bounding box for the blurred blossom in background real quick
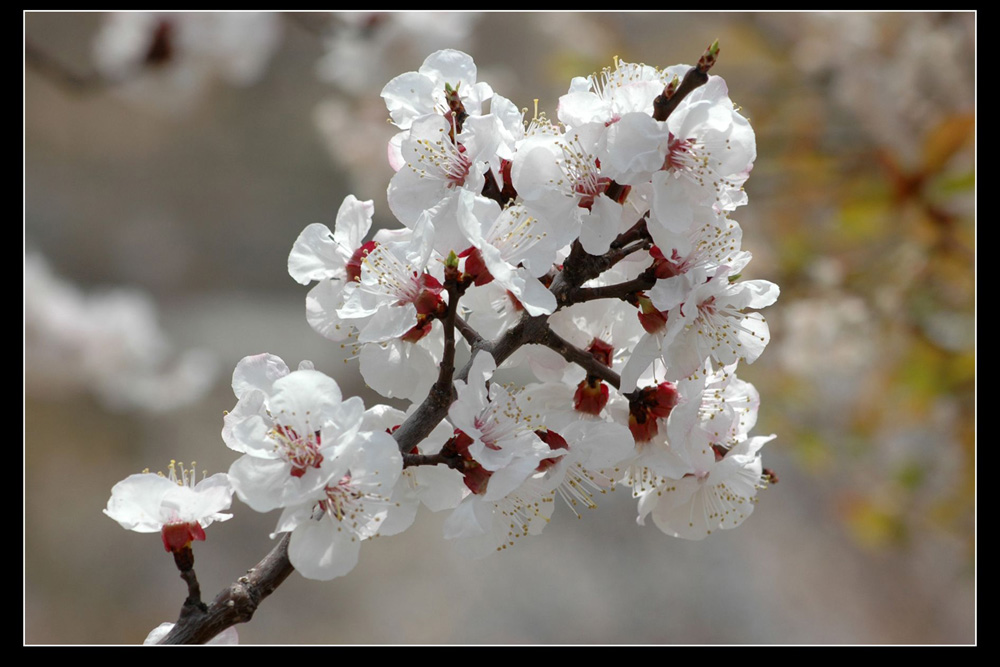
[25,252,217,413]
[24,11,975,644]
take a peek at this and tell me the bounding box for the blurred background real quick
[24,11,975,644]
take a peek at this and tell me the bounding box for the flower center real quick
[663,133,705,175]
[271,423,324,478]
[319,474,364,522]
[409,133,472,188]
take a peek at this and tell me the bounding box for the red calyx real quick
[442,429,474,458]
[574,378,609,415]
[413,273,445,315]
[347,241,378,283]
[442,429,492,495]
[459,247,494,286]
[650,245,683,279]
[462,461,492,495]
[628,408,659,444]
[161,521,206,554]
[637,295,668,334]
[401,315,434,343]
[500,159,518,202]
[587,338,614,368]
[534,429,570,472]
[648,382,679,419]
[628,381,679,443]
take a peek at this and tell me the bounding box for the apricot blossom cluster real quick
[107,44,778,590]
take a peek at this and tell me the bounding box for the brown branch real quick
[549,240,651,301]
[391,311,549,454]
[455,314,485,348]
[178,568,205,611]
[160,534,295,644]
[157,230,656,642]
[152,40,735,644]
[652,40,719,122]
[402,451,463,470]
[437,275,460,393]
[540,327,621,389]
[610,214,649,250]
[392,266,463,454]
[559,270,656,308]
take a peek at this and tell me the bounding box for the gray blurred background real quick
[25,12,975,644]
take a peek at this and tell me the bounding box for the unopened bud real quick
[697,39,720,73]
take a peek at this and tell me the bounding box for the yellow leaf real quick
[922,114,974,174]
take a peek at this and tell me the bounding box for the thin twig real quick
[540,327,622,389]
[179,568,205,611]
[652,40,719,122]
[402,451,463,470]
[455,314,485,348]
[392,266,462,454]
[161,534,295,644]
[561,272,656,307]
[610,214,649,250]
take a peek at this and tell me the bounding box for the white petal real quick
[288,223,343,285]
[356,303,418,344]
[231,353,289,399]
[578,196,622,256]
[288,517,362,581]
[331,194,374,250]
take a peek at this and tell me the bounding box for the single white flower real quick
[557,59,680,130]
[636,434,774,540]
[273,430,403,580]
[288,195,376,342]
[511,123,628,256]
[381,48,493,131]
[448,352,545,472]
[443,473,556,559]
[455,190,557,316]
[337,215,443,344]
[649,265,778,379]
[387,113,501,253]
[223,354,366,513]
[104,460,233,553]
